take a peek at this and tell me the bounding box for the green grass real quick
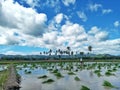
[38,75,48,79]
[42,79,54,84]
[0,70,9,87]
[80,85,90,90]
[74,76,80,81]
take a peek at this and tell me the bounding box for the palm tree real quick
[66,46,71,59]
[49,49,52,60]
[58,49,61,60]
[40,52,42,55]
[88,46,92,52]
[49,49,52,55]
[88,45,92,60]
[71,51,74,59]
[67,46,71,55]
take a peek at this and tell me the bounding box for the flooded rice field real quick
[14,62,120,90]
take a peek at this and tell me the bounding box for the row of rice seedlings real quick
[105,70,115,76]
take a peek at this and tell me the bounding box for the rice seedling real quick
[24,70,32,74]
[38,75,48,79]
[94,70,102,77]
[54,72,64,79]
[68,71,75,75]
[52,69,58,73]
[74,76,80,81]
[103,80,115,88]
[105,71,115,76]
[42,79,54,84]
[112,68,117,72]
[80,85,90,90]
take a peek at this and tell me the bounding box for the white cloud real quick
[0,0,47,37]
[114,21,120,27]
[62,0,76,6]
[77,11,87,22]
[24,0,39,8]
[88,3,102,12]
[88,26,99,35]
[102,9,112,14]
[88,26,109,42]
[92,39,120,55]
[61,21,87,49]
[88,3,112,15]
[55,13,64,24]
[3,50,41,55]
[95,31,108,41]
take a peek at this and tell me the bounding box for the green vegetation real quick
[103,80,115,88]
[80,85,90,90]
[74,76,80,81]
[54,72,63,79]
[105,71,115,76]
[38,75,48,79]
[94,70,102,77]
[0,70,9,89]
[68,71,75,75]
[42,79,54,84]
[52,69,58,73]
[24,70,32,74]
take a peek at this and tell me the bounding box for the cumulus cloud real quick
[88,26,109,42]
[114,21,120,27]
[0,0,47,37]
[61,21,87,49]
[62,0,76,6]
[77,11,87,22]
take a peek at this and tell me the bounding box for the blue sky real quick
[0,0,120,55]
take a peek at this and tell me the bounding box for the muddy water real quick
[17,63,120,90]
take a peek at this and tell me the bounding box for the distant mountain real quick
[0,54,4,58]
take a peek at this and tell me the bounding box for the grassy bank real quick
[0,69,9,90]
